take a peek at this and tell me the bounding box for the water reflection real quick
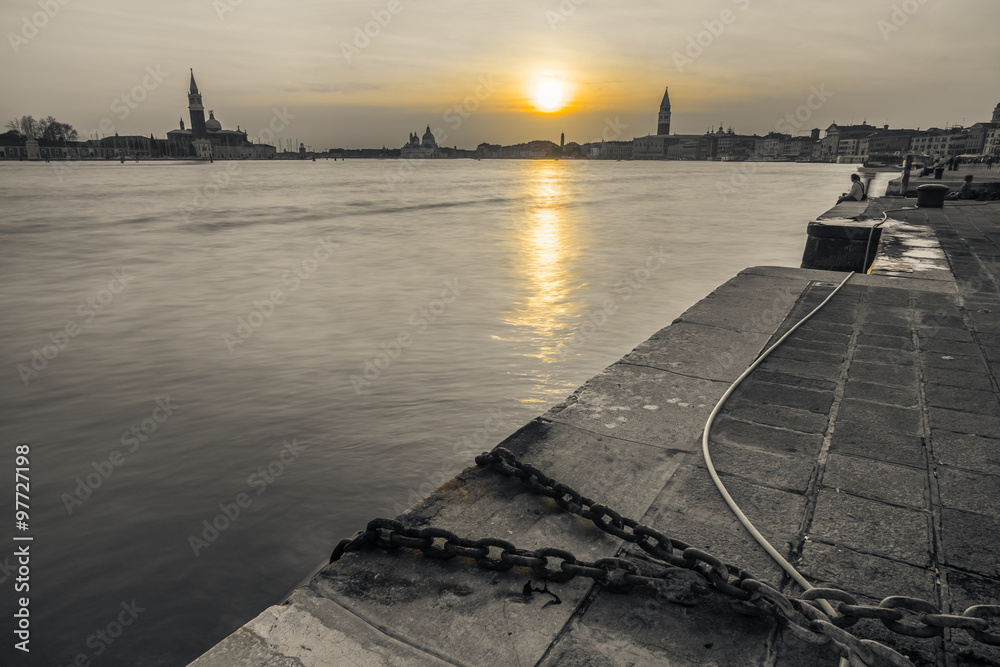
[504,161,583,366]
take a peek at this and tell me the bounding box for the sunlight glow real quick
[534,79,565,113]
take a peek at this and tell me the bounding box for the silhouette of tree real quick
[39,116,78,141]
[6,115,41,139]
[5,115,78,141]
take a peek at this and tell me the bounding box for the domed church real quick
[165,70,275,159]
[401,125,441,158]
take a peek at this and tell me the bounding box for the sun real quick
[534,79,565,113]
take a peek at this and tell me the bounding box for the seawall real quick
[189,195,1000,667]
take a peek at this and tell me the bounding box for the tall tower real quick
[993,100,1000,124]
[657,87,671,136]
[188,69,207,139]
[560,132,565,147]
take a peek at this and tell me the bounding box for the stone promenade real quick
[191,199,1000,667]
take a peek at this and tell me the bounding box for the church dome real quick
[421,125,436,147]
[205,110,222,132]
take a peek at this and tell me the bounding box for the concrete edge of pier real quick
[189,195,1000,667]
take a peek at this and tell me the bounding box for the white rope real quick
[700,271,855,624]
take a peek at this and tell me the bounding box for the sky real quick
[2,0,999,151]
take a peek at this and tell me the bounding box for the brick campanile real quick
[657,87,671,136]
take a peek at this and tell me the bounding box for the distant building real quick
[401,126,441,158]
[164,70,275,159]
[474,139,557,159]
[782,136,814,161]
[630,85,677,159]
[665,134,713,160]
[589,140,633,159]
[476,143,502,159]
[985,126,1000,158]
[713,127,759,161]
[862,127,916,156]
[908,127,973,159]
[632,134,676,159]
[328,147,399,159]
[820,122,878,161]
[752,133,791,161]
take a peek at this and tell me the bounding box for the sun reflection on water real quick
[503,161,584,371]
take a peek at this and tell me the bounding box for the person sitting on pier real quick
[837,173,867,204]
[947,174,976,200]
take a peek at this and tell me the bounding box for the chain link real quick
[329,447,1000,666]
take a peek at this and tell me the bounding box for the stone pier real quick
[191,195,1000,667]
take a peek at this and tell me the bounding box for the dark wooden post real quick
[900,154,913,196]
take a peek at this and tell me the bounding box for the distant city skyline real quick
[3,0,999,150]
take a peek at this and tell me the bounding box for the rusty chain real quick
[329,446,1000,666]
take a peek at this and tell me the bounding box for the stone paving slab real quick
[620,320,772,382]
[946,570,1000,666]
[932,430,1000,477]
[711,415,825,457]
[537,567,777,667]
[638,460,796,589]
[809,489,932,567]
[829,421,927,468]
[822,453,928,508]
[941,509,1000,579]
[936,467,1000,517]
[843,379,919,407]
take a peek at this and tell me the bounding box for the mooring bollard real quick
[916,183,949,208]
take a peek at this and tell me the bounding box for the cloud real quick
[280,82,381,94]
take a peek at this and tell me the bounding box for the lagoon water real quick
[0,158,856,665]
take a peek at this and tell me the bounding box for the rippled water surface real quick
[0,158,854,665]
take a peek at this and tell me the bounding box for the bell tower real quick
[657,87,671,136]
[188,69,207,139]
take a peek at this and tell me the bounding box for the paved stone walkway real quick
[190,201,1000,667]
